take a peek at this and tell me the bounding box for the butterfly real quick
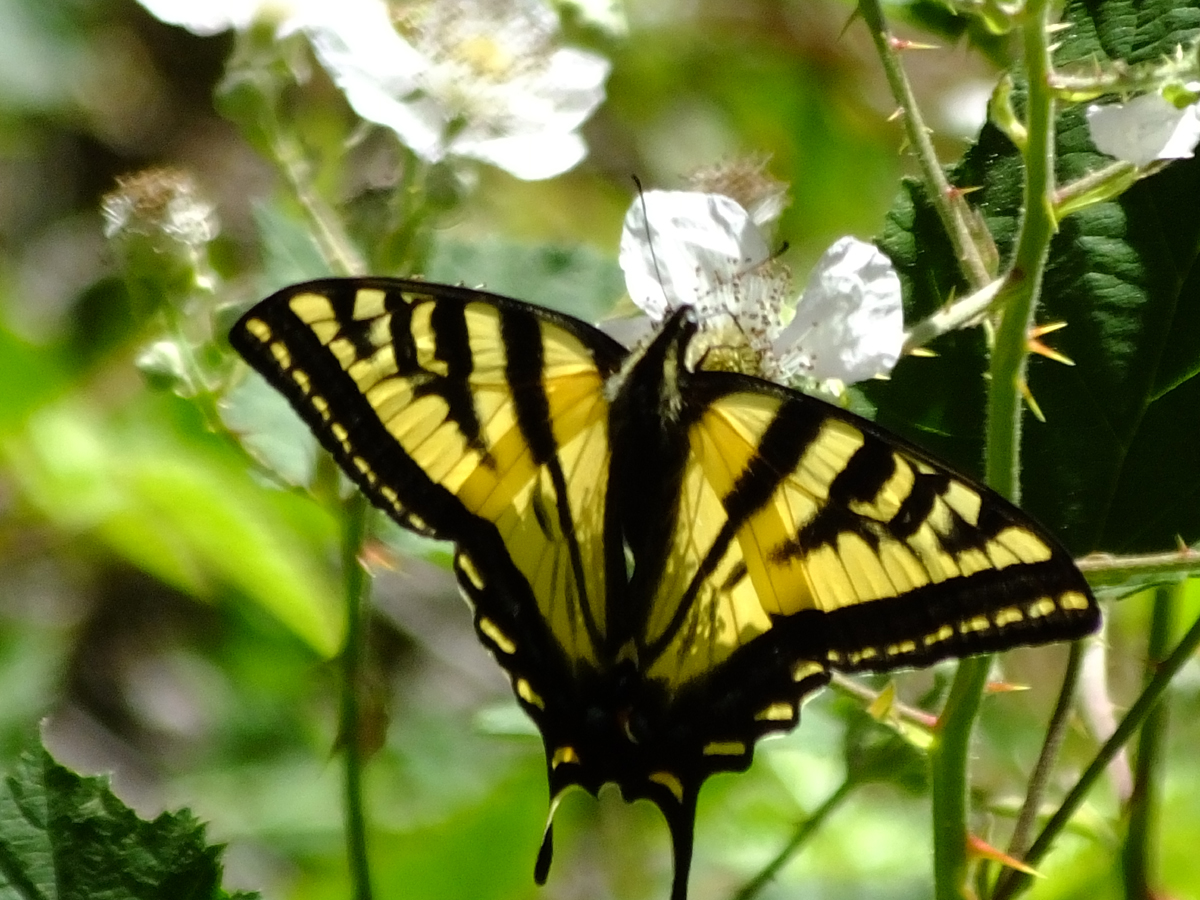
[230,277,1099,900]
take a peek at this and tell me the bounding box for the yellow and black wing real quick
[642,372,1097,690]
[230,278,625,684]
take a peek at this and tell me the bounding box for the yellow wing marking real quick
[649,771,685,801]
[348,337,398,393]
[551,746,580,768]
[479,617,517,655]
[994,526,1053,563]
[703,741,746,756]
[288,291,340,344]
[642,406,783,683]
[943,481,982,526]
[1060,591,1091,610]
[244,317,271,342]
[755,702,795,722]
[416,305,610,665]
[408,302,449,377]
[848,456,914,520]
[352,286,387,319]
[516,677,545,709]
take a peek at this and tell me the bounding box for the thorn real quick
[887,106,905,122]
[986,680,1031,693]
[1028,321,1075,366]
[362,538,400,570]
[1019,377,1046,423]
[889,36,940,51]
[967,835,1041,876]
[907,346,938,358]
[1045,22,1072,34]
[947,184,983,199]
[1031,320,1068,336]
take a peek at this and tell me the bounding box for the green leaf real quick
[873,1,1200,555]
[252,202,335,292]
[425,237,626,322]
[5,395,343,658]
[0,741,259,900]
[220,370,319,490]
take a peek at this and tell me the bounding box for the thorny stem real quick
[731,779,857,900]
[994,640,1085,896]
[927,3,1061,897]
[340,492,376,900]
[857,0,991,288]
[996,599,1200,899]
[1120,583,1175,899]
[270,129,367,277]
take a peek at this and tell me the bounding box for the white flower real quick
[306,0,610,180]
[132,0,311,35]
[770,236,905,384]
[1086,89,1200,166]
[617,190,904,387]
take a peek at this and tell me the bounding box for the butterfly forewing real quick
[231,279,625,670]
[636,367,1096,697]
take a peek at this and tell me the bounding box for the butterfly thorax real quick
[604,307,703,654]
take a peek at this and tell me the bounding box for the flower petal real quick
[462,131,588,180]
[305,0,445,158]
[135,0,314,34]
[618,190,769,320]
[774,236,903,383]
[134,0,254,33]
[1086,94,1200,166]
[308,0,607,179]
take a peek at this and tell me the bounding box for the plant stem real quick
[1076,547,1200,586]
[930,654,992,900]
[994,639,1085,896]
[997,600,1200,900]
[857,0,991,288]
[1121,583,1175,899]
[731,778,856,900]
[340,491,375,900]
[271,129,367,277]
[902,278,1006,353]
[987,0,1057,503]
[930,5,1060,898]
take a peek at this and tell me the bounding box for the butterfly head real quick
[607,304,699,423]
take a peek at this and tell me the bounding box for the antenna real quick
[632,175,671,313]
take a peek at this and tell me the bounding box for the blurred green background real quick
[0,2,1191,899]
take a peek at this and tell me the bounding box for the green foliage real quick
[873,0,1200,556]
[2,0,1200,899]
[0,740,257,900]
